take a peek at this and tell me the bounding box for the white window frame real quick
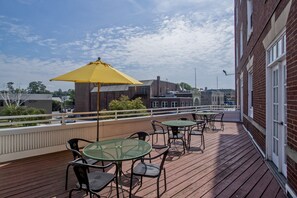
[247,0,253,40]
[248,70,253,118]
[161,101,168,108]
[171,101,177,107]
[152,101,158,108]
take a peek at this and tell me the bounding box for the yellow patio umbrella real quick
[50,57,142,141]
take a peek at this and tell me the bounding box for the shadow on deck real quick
[0,122,285,198]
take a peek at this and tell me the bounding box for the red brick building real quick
[74,76,185,111]
[235,0,297,196]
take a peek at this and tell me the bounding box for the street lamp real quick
[223,70,235,76]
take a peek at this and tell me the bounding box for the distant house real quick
[0,94,52,113]
[75,76,198,112]
[200,89,225,105]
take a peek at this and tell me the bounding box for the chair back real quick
[128,131,150,142]
[168,126,180,137]
[220,112,225,121]
[191,113,197,121]
[151,120,164,133]
[159,147,169,170]
[67,138,81,159]
[190,122,206,134]
[72,161,90,190]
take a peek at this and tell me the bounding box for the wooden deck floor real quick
[0,122,286,198]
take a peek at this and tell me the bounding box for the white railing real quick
[0,105,238,128]
[0,105,240,162]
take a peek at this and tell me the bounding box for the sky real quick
[0,0,235,91]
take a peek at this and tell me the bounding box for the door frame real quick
[266,58,287,177]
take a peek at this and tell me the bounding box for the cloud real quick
[62,12,234,88]
[0,0,235,90]
[0,16,57,48]
[0,54,84,91]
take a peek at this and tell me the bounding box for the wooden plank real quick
[138,137,253,197]
[214,159,264,198]
[245,170,274,198]
[261,178,282,198]
[230,163,268,198]
[0,123,286,198]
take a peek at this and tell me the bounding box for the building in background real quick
[0,94,52,113]
[235,0,297,196]
[200,88,225,105]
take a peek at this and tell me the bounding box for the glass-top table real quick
[83,138,152,162]
[161,120,197,127]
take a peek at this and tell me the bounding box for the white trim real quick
[240,73,243,122]
[286,184,297,198]
[242,124,265,157]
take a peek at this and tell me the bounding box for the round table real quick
[161,120,197,128]
[83,138,152,162]
[196,112,219,130]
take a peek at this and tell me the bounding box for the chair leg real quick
[202,135,205,149]
[163,168,167,192]
[65,164,71,190]
[129,174,133,198]
[157,177,160,198]
[152,134,154,145]
[69,188,80,198]
[115,174,119,198]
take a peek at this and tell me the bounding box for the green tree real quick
[52,100,62,111]
[109,95,146,110]
[180,82,192,91]
[27,81,50,94]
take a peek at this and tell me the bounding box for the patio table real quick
[196,111,219,130]
[162,120,196,136]
[83,138,152,192]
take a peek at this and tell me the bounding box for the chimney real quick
[157,76,160,97]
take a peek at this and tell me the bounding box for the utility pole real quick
[195,68,197,89]
[216,76,218,89]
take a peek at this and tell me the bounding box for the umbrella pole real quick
[97,83,101,142]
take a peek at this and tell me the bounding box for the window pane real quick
[284,35,287,53]
[278,39,282,57]
[273,44,277,61]
[273,104,278,120]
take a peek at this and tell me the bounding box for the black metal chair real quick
[65,138,100,190]
[127,131,152,162]
[151,120,167,146]
[129,146,169,198]
[69,159,119,198]
[188,122,206,150]
[167,126,186,154]
[128,131,150,142]
[191,113,197,121]
[212,112,225,131]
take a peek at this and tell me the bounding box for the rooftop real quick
[0,122,285,198]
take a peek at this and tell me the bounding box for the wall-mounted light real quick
[223,70,235,76]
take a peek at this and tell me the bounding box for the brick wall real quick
[286,0,297,194]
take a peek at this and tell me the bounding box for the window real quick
[240,24,243,58]
[267,34,286,64]
[247,0,253,40]
[171,101,177,107]
[161,101,168,108]
[248,71,253,118]
[151,101,158,108]
[0,101,3,107]
[181,101,185,107]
